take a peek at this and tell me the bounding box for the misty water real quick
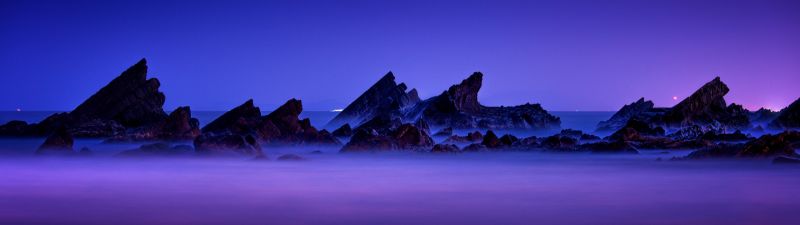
[1,111,799,225]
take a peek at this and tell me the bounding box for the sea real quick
[0,111,798,225]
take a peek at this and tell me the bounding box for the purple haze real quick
[1,0,798,111]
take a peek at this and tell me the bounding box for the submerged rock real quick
[106,106,201,142]
[117,143,194,157]
[431,144,460,153]
[277,154,307,161]
[35,128,74,155]
[193,132,264,157]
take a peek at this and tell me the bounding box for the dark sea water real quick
[1,111,798,225]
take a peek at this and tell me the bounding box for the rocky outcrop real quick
[331,124,353,138]
[442,131,483,144]
[749,108,780,125]
[326,72,420,128]
[597,98,655,132]
[106,106,200,142]
[35,128,74,155]
[70,58,167,127]
[340,116,434,152]
[199,99,340,146]
[683,131,800,159]
[405,72,560,130]
[661,77,750,129]
[1,58,170,138]
[768,97,800,129]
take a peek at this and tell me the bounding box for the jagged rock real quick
[684,131,800,159]
[35,128,74,155]
[106,106,201,142]
[581,141,638,154]
[405,72,560,130]
[117,143,194,157]
[749,108,780,124]
[414,119,431,136]
[661,77,750,129]
[194,132,264,157]
[340,128,398,152]
[443,131,483,144]
[326,72,420,128]
[202,99,262,134]
[433,127,453,137]
[609,118,666,141]
[340,121,433,152]
[392,123,435,149]
[200,99,339,146]
[431,144,460,153]
[481,130,501,148]
[596,98,655,132]
[71,58,167,127]
[541,135,578,150]
[277,154,306,161]
[332,124,353,137]
[773,156,800,164]
[498,134,519,146]
[1,59,169,137]
[769,97,800,129]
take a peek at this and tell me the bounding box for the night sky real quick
[1,0,798,111]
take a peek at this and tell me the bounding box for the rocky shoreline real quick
[1,59,799,163]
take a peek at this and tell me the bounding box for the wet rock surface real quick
[326,72,420,128]
[340,116,434,152]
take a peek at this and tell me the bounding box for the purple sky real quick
[1,0,798,111]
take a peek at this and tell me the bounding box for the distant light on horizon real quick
[672,96,678,101]
[15,108,21,112]
[331,109,344,112]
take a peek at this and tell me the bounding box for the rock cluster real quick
[340,116,434,152]
[769,97,800,129]
[326,72,420,128]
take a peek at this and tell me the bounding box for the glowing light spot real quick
[672,96,678,100]
[331,109,344,112]
[15,108,21,112]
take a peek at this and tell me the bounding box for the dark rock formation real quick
[443,131,483,144]
[481,130,501,148]
[70,58,167,127]
[749,108,780,125]
[661,77,750,129]
[433,127,453,137]
[405,72,560,130]
[340,116,434,152]
[326,72,420,128]
[194,132,264,157]
[769,97,800,129]
[684,131,800,159]
[596,98,655,132]
[331,124,353,138]
[199,99,340,146]
[541,135,579,151]
[431,144,460,153]
[609,119,666,142]
[1,59,170,138]
[201,99,262,134]
[277,154,306,161]
[117,143,194,157]
[35,128,74,155]
[106,106,201,142]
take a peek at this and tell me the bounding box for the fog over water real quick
[1,111,799,225]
